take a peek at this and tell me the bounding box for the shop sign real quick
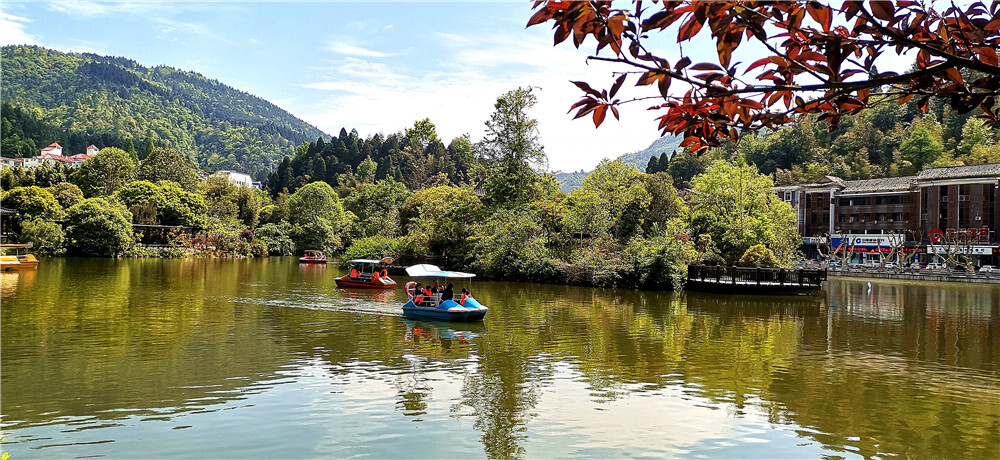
[926,245,995,255]
[830,233,904,248]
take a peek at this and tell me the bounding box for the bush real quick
[342,236,408,265]
[256,222,296,256]
[738,244,778,267]
[20,218,65,255]
[65,198,133,256]
[1,186,65,221]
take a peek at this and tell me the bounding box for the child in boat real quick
[459,288,470,305]
[413,283,424,303]
[420,285,434,306]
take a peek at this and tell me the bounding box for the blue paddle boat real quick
[401,264,488,322]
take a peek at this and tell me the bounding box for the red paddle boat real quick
[335,259,397,289]
[299,250,328,264]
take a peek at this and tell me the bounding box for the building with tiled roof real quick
[777,163,1000,266]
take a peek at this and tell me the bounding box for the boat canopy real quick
[405,264,476,278]
[348,259,382,264]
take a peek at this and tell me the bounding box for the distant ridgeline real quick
[1,45,326,179]
[556,134,682,192]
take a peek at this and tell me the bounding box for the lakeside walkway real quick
[828,267,1000,284]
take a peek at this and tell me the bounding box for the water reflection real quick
[2,258,998,458]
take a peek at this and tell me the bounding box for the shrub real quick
[342,236,408,265]
[65,198,133,256]
[20,218,65,255]
[256,222,295,256]
[738,244,778,267]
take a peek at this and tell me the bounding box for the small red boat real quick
[335,259,396,289]
[299,250,328,264]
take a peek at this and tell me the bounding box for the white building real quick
[216,170,254,188]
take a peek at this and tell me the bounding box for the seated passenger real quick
[441,283,454,301]
[413,283,424,304]
[421,286,434,306]
[431,280,440,293]
[459,288,470,305]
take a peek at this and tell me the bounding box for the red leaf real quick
[526,7,553,27]
[689,62,722,71]
[593,104,608,126]
[610,74,627,98]
[979,46,999,67]
[870,1,895,21]
[677,16,703,42]
[675,56,692,71]
[571,80,601,97]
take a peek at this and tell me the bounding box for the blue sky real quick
[1,1,919,172]
[2,0,672,172]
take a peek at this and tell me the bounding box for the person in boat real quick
[413,283,424,304]
[459,288,470,305]
[420,285,434,305]
[441,283,454,301]
[431,280,440,293]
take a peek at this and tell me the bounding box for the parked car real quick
[883,262,899,269]
[924,262,948,270]
[979,265,998,273]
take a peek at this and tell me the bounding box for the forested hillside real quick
[1,45,326,179]
[556,134,682,192]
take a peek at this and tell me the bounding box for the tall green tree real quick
[288,181,352,251]
[71,147,137,197]
[477,87,547,207]
[689,159,798,265]
[138,147,199,191]
[900,126,944,170]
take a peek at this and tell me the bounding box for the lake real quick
[2,257,998,458]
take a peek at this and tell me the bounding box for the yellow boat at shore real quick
[0,244,38,271]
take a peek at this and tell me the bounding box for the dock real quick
[686,265,827,294]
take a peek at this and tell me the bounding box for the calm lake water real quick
[2,257,998,458]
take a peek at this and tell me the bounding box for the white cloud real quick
[299,28,662,172]
[326,38,392,58]
[0,12,39,46]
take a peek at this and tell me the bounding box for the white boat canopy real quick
[348,259,382,264]
[405,264,476,278]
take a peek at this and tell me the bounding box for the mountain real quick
[1,45,327,179]
[555,134,682,192]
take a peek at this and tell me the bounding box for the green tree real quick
[113,180,167,224]
[138,147,199,191]
[689,159,798,265]
[343,179,410,238]
[20,218,65,255]
[477,87,547,206]
[255,222,295,256]
[142,137,155,160]
[356,156,377,184]
[71,147,137,197]
[471,208,554,281]
[563,159,650,240]
[64,198,133,256]
[900,126,944,170]
[125,138,139,163]
[401,185,482,257]
[288,181,351,251]
[158,180,207,227]
[666,150,708,189]
[47,182,84,210]
[1,186,65,221]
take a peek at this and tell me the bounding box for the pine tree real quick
[125,138,138,163]
[142,137,154,160]
[646,155,659,174]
